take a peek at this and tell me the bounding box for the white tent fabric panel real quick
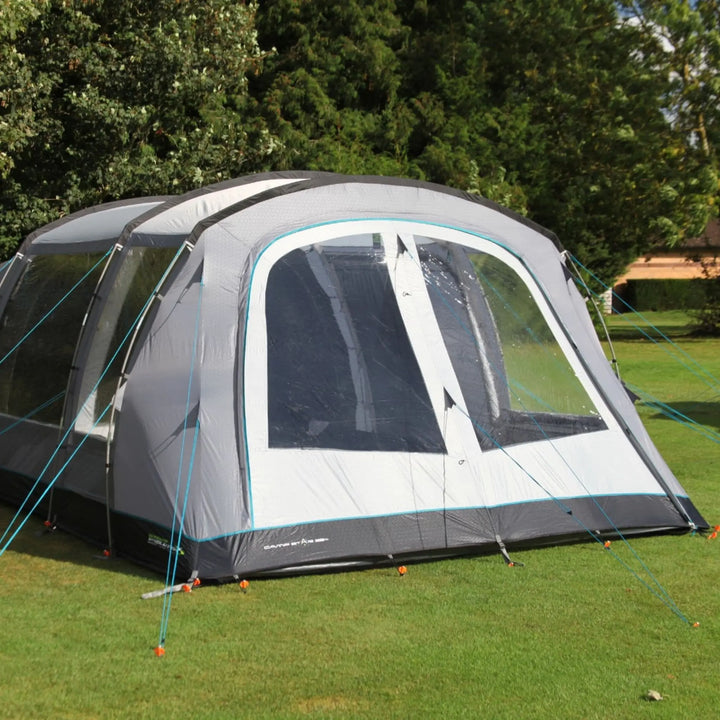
[247,428,664,529]
[128,177,303,243]
[249,449,451,528]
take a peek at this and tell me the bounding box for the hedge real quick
[614,278,714,312]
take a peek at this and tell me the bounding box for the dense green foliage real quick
[1,0,719,284]
[0,0,271,256]
[618,277,713,311]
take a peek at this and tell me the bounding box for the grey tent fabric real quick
[0,173,707,580]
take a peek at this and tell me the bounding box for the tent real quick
[0,172,707,580]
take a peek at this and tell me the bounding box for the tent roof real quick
[125,172,323,247]
[21,197,171,255]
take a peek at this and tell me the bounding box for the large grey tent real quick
[0,173,707,580]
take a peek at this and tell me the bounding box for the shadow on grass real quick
[0,501,159,581]
[603,310,701,341]
[642,401,720,432]
[607,324,697,341]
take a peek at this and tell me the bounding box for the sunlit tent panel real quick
[0,174,707,579]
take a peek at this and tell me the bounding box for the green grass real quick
[1,320,719,719]
[603,309,699,340]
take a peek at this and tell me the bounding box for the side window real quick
[419,240,606,449]
[0,253,105,424]
[266,237,446,453]
[75,246,178,436]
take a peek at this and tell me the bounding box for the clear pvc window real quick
[75,246,179,436]
[0,253,105,424]
[418,239,606,449]
[266,237,446,452]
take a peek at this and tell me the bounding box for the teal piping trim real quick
[105,485,682,544]
[237,219,690,621]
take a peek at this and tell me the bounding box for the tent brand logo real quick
[147,533,185,555]
[263,537,330,552]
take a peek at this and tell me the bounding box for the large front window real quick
[265,230,605,455]
[266,235,446,452]
[418,238,605,448]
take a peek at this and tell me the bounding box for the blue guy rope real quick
[157,279,204,654]
[0,245,187,555]
[453,403,692,624]
[569,254,720,394]
[409,241,693,623]
[625,381,720,445]
[0,391,66,545]
[0,391,65,437]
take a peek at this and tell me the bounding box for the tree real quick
[0,0,51,254]
[398,0,717,281]
[0,1,46,179]
[252,0,415,176]
[620,0,720,329]
[0,0,274,256]
[254,0,718,282]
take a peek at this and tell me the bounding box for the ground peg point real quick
[154,646,166,657]
[239,579,249,591]
[398,565,407,576]
[692,621,700,628]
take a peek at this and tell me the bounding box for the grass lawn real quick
[1,314,719,719]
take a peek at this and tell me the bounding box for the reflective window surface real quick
[419,239,605,449]
[266,232,605,453]
[266,236,446,452]
[0,253,104,424]
[75,246,179,436]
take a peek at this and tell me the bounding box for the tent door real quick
[382,231,491,536]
